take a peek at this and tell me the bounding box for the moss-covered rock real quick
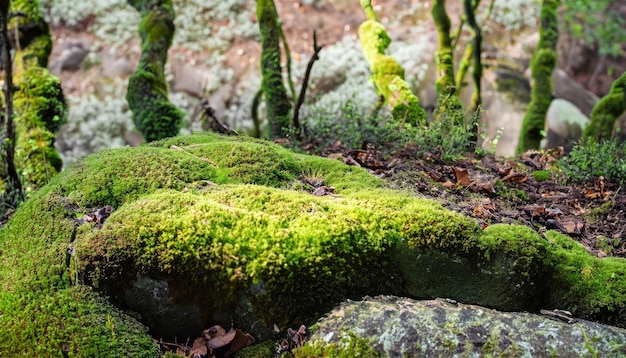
[1,133,626,355]
[296,296,626,357]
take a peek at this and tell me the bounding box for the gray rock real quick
[543,98,590,152]
[171,62,212,98]
[479,67,529,156]
[101,48,135,78]
[49,39,91,74]
[307,296,626,357]
[553,68,599,117]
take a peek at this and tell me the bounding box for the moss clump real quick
[294,331,381,357]
[517,0,560,152]
[545,231,626,326]
[583,71,626,141]
[358,1,426,126]
[126,0,184,142]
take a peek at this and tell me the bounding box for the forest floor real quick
[300,139,626,259]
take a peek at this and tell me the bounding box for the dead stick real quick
[293,30,324,139]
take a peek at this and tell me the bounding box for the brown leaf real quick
[223,329,255,357]
[561,220,584,235]
[473,175,496,193]
[204,325,236,349]
[442,180,456,189]
[453,167,471,186]
[473,205,486,218]
[502,172,528,183]
[188,337,207,357]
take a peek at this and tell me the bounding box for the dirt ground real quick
[305,140,626,259]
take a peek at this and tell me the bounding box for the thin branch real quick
[293,30,324,139]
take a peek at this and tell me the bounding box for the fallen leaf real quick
[188,337,207,357]
[442,180,456,189]
[502,172,528,183]
[223,329,255,357]
[453,167,471,186]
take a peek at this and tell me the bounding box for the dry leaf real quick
[453,167,471,186]
[502,172,528,183]
[188,337,207,357]
[442,180,456,189]
[223,329,255,357]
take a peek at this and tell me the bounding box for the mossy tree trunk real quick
[126,0,184,142]
[464,0,482,113]
[8,0,66,195]
[582,71,626,141]
[0,0,23,215]
[257,0,292,139]
[359,0,426,126]
[517,0,560,152]
[431,0,464,125]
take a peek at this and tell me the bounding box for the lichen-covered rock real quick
[1,134,626,355]
[297,296,626,357]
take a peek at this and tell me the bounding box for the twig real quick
[293,30,324,139]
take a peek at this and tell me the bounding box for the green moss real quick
[294,331,382,357]
[531,170,551,181]
[517,0,560,152]
[583,71,626,141]
[3,134,626,356]
[126,0,183,142]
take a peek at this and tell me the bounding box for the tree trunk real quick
[359,0,426,126]
[126,0,184,142]
[257,0,291,139]
[9,0,66,195]
[431,0,464,125]
[517,0,560,152]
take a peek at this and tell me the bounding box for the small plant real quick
[559,138,626,185]
[412,107,481,161]
[303,97,408,148]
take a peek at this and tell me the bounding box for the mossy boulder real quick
[1,134,626,355]
[296,296,626,357]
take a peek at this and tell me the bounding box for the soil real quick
[303,140,626,259]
